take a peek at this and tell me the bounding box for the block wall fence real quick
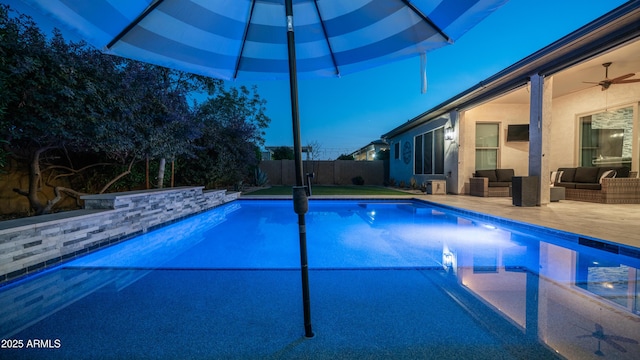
[0,187,239,284]
[259,160,385,186]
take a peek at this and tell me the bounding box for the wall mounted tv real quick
[507,124,529,142]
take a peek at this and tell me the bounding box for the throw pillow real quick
[550,171,563,186]
[599,170,616,184]
[558,168,576,182]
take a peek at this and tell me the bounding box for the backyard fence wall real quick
[259,160,385,186]
[0,187,239,284]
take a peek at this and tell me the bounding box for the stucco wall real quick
[387,115,453,189]
[551,83,640,172]
[464,102,531,175]
[0,163,77,215]
[387,81,640,195]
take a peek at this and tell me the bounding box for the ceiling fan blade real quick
[603,339,627,352]
[609,73,635,82]
[582,81,601,85]
[614,78,640,84]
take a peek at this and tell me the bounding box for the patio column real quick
[446,110,461,194]
[529,74,552,205]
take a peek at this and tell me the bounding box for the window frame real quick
[578,106,634,168]
[414,127,445,175]
[475,122,500,171]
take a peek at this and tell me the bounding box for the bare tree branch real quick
[42,186,87,214]
[12,188,29,196]
[45,162,117,182]
[99,158,136,194]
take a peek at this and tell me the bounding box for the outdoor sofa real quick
[553,166,640,204]
[470,169,514,197]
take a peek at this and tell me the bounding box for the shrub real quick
[352,175,365,185]
[254,168,269,186]
[420,182,428,193]
[410,177,418,189]
[337,154,354,160]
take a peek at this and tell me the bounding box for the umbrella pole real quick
[286,0,314,339]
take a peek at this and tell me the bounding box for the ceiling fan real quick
[584,62,640,90]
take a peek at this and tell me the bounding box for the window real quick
[579,106,633,167]
[475,123,499,170]
[394,142,400,160]
[414,127,444,175]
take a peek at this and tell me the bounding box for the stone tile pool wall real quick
[0,202,242,339]
[0,187,238,284]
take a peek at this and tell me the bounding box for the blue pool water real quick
[0,199,638,359]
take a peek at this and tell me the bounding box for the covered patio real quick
[383,1,640,205]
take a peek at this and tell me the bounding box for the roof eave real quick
[382,1,640,140]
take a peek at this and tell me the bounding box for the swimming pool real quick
[0,199,638,359]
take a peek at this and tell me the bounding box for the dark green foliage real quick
[254,168,269,186]
[352,176,365,185]
[375,149,389,160]
[0,140,9,175]
[271,146,294,160]
[0,5,270,214]
[336,154,354,160]
[175,86,269,188]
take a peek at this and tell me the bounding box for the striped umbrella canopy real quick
[20,0,508,338]
[21,0,507,80]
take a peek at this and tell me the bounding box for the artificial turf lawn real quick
[245,185,410,196]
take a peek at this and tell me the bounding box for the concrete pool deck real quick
[241,192,640,251]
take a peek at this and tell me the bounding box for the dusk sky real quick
[6,0,629,159]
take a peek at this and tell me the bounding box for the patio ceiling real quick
[494,37,640,104]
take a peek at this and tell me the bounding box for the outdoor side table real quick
[550,186,565,202]
[512,176,539,206]
[426,180,446,195]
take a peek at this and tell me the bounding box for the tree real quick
[122,64,222,188]
[0,5,269,215]
[1,6,130,213]
[375,149,390,161]
[272,146,295,160]
[306,140,323,161]
[337,154,354,160]
[177,85,270,188]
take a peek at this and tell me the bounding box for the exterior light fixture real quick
[443,252,453,267]
[445,126,454,140]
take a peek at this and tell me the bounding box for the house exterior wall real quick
[462,102,531,180]
[389,105,531,194]
[386,81,640,195]
[388,115,451,189]
[550,81,640,173]
[353,145,375,161]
